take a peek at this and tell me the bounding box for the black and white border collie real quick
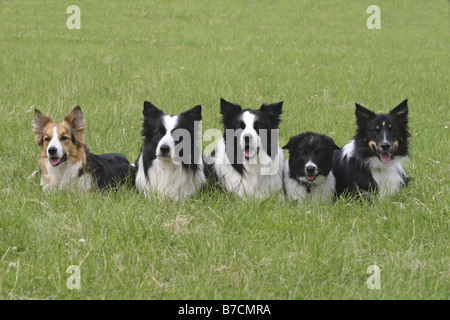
[283,132,340,204]
[33,106,131,191]
[333,99,411,198]
[133,101,206,201]
[205,98,284,199]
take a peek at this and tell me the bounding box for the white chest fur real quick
[135,153,206,201]
[42,161,92,191]
[367,157,407,198]
[283,161,335,204]
[213,138,284,199]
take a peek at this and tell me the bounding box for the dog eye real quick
[253,121,260,130]
[44,137,50,142]
[239,121,246,130]
[61,136,68,141]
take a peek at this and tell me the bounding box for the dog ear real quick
[261,101,283,128]
[143,100,164,118]
[63,105,85,144]
[282,134,300,151]
[33,109,53,145]
[355,103,375,124]
[220,98,242,115]
[182,105,202,121]
[282,141,291,150]
[390,99,408,119]
[260,101,283,117]
[324,135,340,151]
[390,99,410,137]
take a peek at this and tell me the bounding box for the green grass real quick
[0,0,448,299]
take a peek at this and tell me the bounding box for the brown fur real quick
[368,139,400,152]
[393,140,399,150]
[368,140,377,151]
[33,106,88,177]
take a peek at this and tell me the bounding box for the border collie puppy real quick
[134,101,206,201]
[33,106,131,191]
[283,132,340,204]
[333,99,411,198]
[205,98,284,199]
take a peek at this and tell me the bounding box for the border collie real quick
[133,101,206,201]
[283,132,340,203]
[33,106,131,191]
[333,99,411,198]
[205,98,284,199]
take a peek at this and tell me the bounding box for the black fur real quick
[135,100,202,176]
[217,98,283,175]
[283,131,339,184]
[84,150,131,189]
[333,99,411,196]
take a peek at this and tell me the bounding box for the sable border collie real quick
[283,132,340,203]
[205,98,284,199]
[333,99,411,198]
[133,101,206,201]
[33,106,131,191]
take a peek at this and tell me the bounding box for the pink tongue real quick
[380,153,391,164]
[306,175,316,181]
[50,158,60,166]
[245,149,256,158]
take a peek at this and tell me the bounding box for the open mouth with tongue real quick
[49,154,67,167]
[244,146,260,160]
[370,143,393,164]
[379,152,392,164]
[305,175,317,181]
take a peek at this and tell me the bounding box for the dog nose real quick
[306,165,316,174]
[48,147,57,155]
[243,134,252,144]
[160,145,170,154]
[380,142,390,151]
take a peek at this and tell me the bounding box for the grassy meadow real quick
[0,0,448,299]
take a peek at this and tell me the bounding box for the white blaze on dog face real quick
[43,123,75,166]
[240,111,260,159]
[304,160,319,181]
[305,160,318,172]
[34,106,86,168]
[47,125,64,159]
[156,115,179,158]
